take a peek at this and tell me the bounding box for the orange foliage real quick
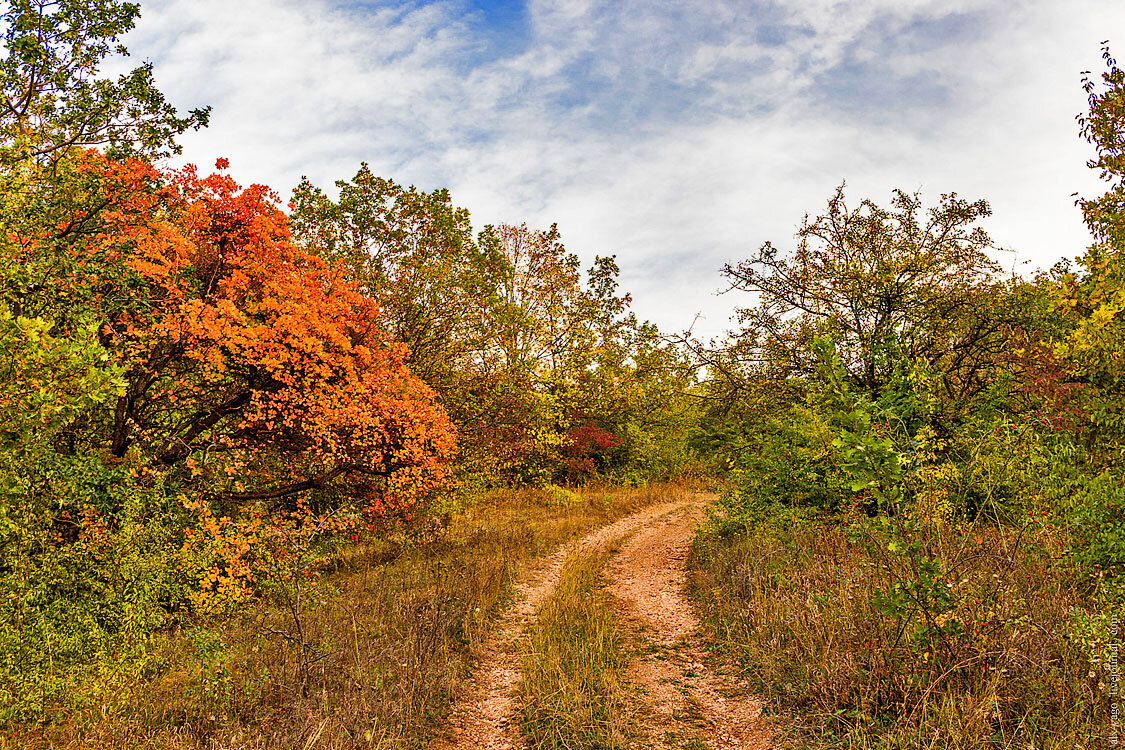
[88,153,455,512]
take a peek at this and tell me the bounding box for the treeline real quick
[0,0,695,722]
[689,46,1125,748]
[287,169,698,487]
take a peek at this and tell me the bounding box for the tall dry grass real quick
[689,509,1113,749]
[13,484,677,749]
[518,548,633,750]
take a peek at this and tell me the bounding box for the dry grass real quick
[14,484,676,749]
[688,508,1115,749]
[518,547,633,750]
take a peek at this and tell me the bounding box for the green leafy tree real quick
[0,0,208,165]
[1060,43,1125,445]
[1077,43,1125,251]
[722,184,1010,414]
[289,167,510,423]
[291,172,696,485]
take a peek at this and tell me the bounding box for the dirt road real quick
[430,495,770,750]
[607,502,771,750]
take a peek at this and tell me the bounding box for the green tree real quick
[1060,43,1125,447]
[722,184,1013,415]
[290,171,692,485]
[0,0,208,165]
[289,165,505,395]
[1077,43,1125,250]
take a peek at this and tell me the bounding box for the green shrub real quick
[0,453,187,723]
[1060,469,1125,570]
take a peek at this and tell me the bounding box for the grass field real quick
[13,484,674,750]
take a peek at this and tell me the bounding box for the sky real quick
[118,0,1125,340]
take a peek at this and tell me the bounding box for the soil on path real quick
[429,499,696,750]
[606,501,772,750]
[430,495,771,750]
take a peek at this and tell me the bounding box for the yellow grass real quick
[23,484,677,749]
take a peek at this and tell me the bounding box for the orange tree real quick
[88,155,458,514]
[0,152,458,720]
[0,0,459,720]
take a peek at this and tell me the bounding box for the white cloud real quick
[122,0,1124,339]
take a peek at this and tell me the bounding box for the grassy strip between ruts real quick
[13,483,680,750]
[519,543,633,750]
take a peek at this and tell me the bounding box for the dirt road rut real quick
[430,496,771,750]
[607,502,771,750]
